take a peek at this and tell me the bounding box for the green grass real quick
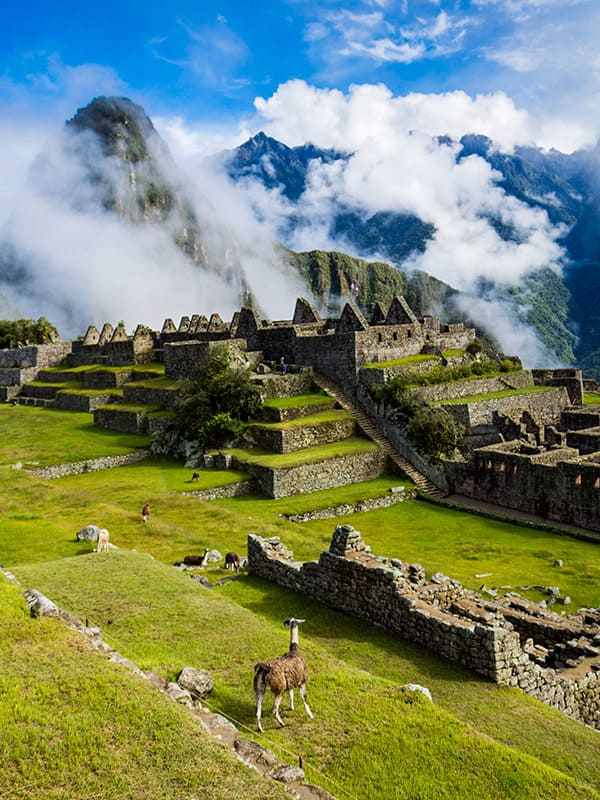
[261,392,332,409]
[0,576,290,800]
[12,553,600,800]
[0,405,150,466]
[127,376,180,389]
[24,380,83,390]
[222,437,380,468]
[250,409,351,429]
[442,349,466,357]
[2,403,600,799]
[363,354,439,369]
[438,385,554,405]
[57,387,124,397]
[584,392,600,406]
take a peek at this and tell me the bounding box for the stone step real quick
[312,372,448,498]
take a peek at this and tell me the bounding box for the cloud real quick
[250,79,570,361]
[0,71,305,337]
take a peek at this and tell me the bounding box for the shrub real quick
[198,412,243,449]
[407,407,462,461]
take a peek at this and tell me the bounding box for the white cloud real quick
[250,79,570,361]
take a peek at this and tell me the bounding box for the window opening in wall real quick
[407,329,412,338]
[393,332,398,341]
[575,474,582,485]
[486,460,492,469]
[378,332,382,343]
[499,462,505,472]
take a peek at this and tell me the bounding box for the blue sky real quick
[1,0,599,152]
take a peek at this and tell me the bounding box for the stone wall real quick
[180,479,256,500]
[248,416,356,454]
[445,443,600,532]
[411,371,533,404]
[232,449,387,498]
[28,450,149,479]
[54,391,116,412]
[441,387,570,431]
[94,407,150,434]
[0,342,72,370]
[248,526,600,729]
[122,383,180,410]
[259,399,336,423]
[532,368,584,406]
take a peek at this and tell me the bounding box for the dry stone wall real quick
[248,416,356,454]
[248,526,600,729]
[28,450,149,479]
[233,449,387,498]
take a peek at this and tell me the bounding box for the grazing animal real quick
[191,471,200,482]
[183,548,209,567]
[254,617,313,732]
[141,503,150,523]
[96,529,110,553]
[224,551,240,571]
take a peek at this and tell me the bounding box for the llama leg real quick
[256,690,265,732]
[299,684,314,719]
[288,688,295,711]
[272,692,286,727]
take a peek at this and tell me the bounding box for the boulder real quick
[24,589,59,618]
[177,666,214,698]
[76,524,102,542]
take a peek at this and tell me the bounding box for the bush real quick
[407,407,462,461]
[173,346,262,445]
[197,413,243,449]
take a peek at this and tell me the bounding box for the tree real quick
[173,345,262,448]
[0,317,59,348]
[407,407,462,462]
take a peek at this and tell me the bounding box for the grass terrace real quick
[363,353,439,369]
[261,392,333,409]
[221,436,381,468]
[436,385,555,405]
[584,392,600,406]
[250,409,351,429]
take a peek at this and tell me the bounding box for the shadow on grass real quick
[229,575,482,686]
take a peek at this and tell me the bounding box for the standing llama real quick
[254,617,314,732]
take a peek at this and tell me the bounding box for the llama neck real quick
[289,624,299,650]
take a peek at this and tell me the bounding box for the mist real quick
[0,101,305,339]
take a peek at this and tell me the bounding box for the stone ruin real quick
[248,525,600,730]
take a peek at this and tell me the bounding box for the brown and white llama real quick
[253,617,313,732]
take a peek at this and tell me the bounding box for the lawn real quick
[1,403,600,799]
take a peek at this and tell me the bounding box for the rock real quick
[206,549,222,563]
[271,765,305,783]
[553,559,564,567]
[177,666,214,698]
[76,524,102,542]
[165,682,193,706]
[24,589,59,618]
[234,738,281,773]
[404,683,433,701]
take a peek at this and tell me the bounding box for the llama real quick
[96,529,110,553]
[224,551,240,571]
[141,504,150,523]
[183,548,209,567]
[254,617,313,732]
[191,471,200,482]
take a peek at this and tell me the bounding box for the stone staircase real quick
[312,372,447,498]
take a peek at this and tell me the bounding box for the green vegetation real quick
[262,392,332,410]
[439,386,554,405]
[0,317,59,348]
[251,409,351,429]
[407,406,462,461]
[363,353,439,369]
[584,392,600,406]
[175,345,262,447]
[223,437,380,469]
[1,404,600,799]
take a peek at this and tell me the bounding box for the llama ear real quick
[296,618,306,624]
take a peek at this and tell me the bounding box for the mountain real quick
[221,131,600,376]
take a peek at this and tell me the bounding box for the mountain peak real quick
[66,96,167,162]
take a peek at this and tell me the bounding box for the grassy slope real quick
[0,577,289,800]
[1,405,600,799]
